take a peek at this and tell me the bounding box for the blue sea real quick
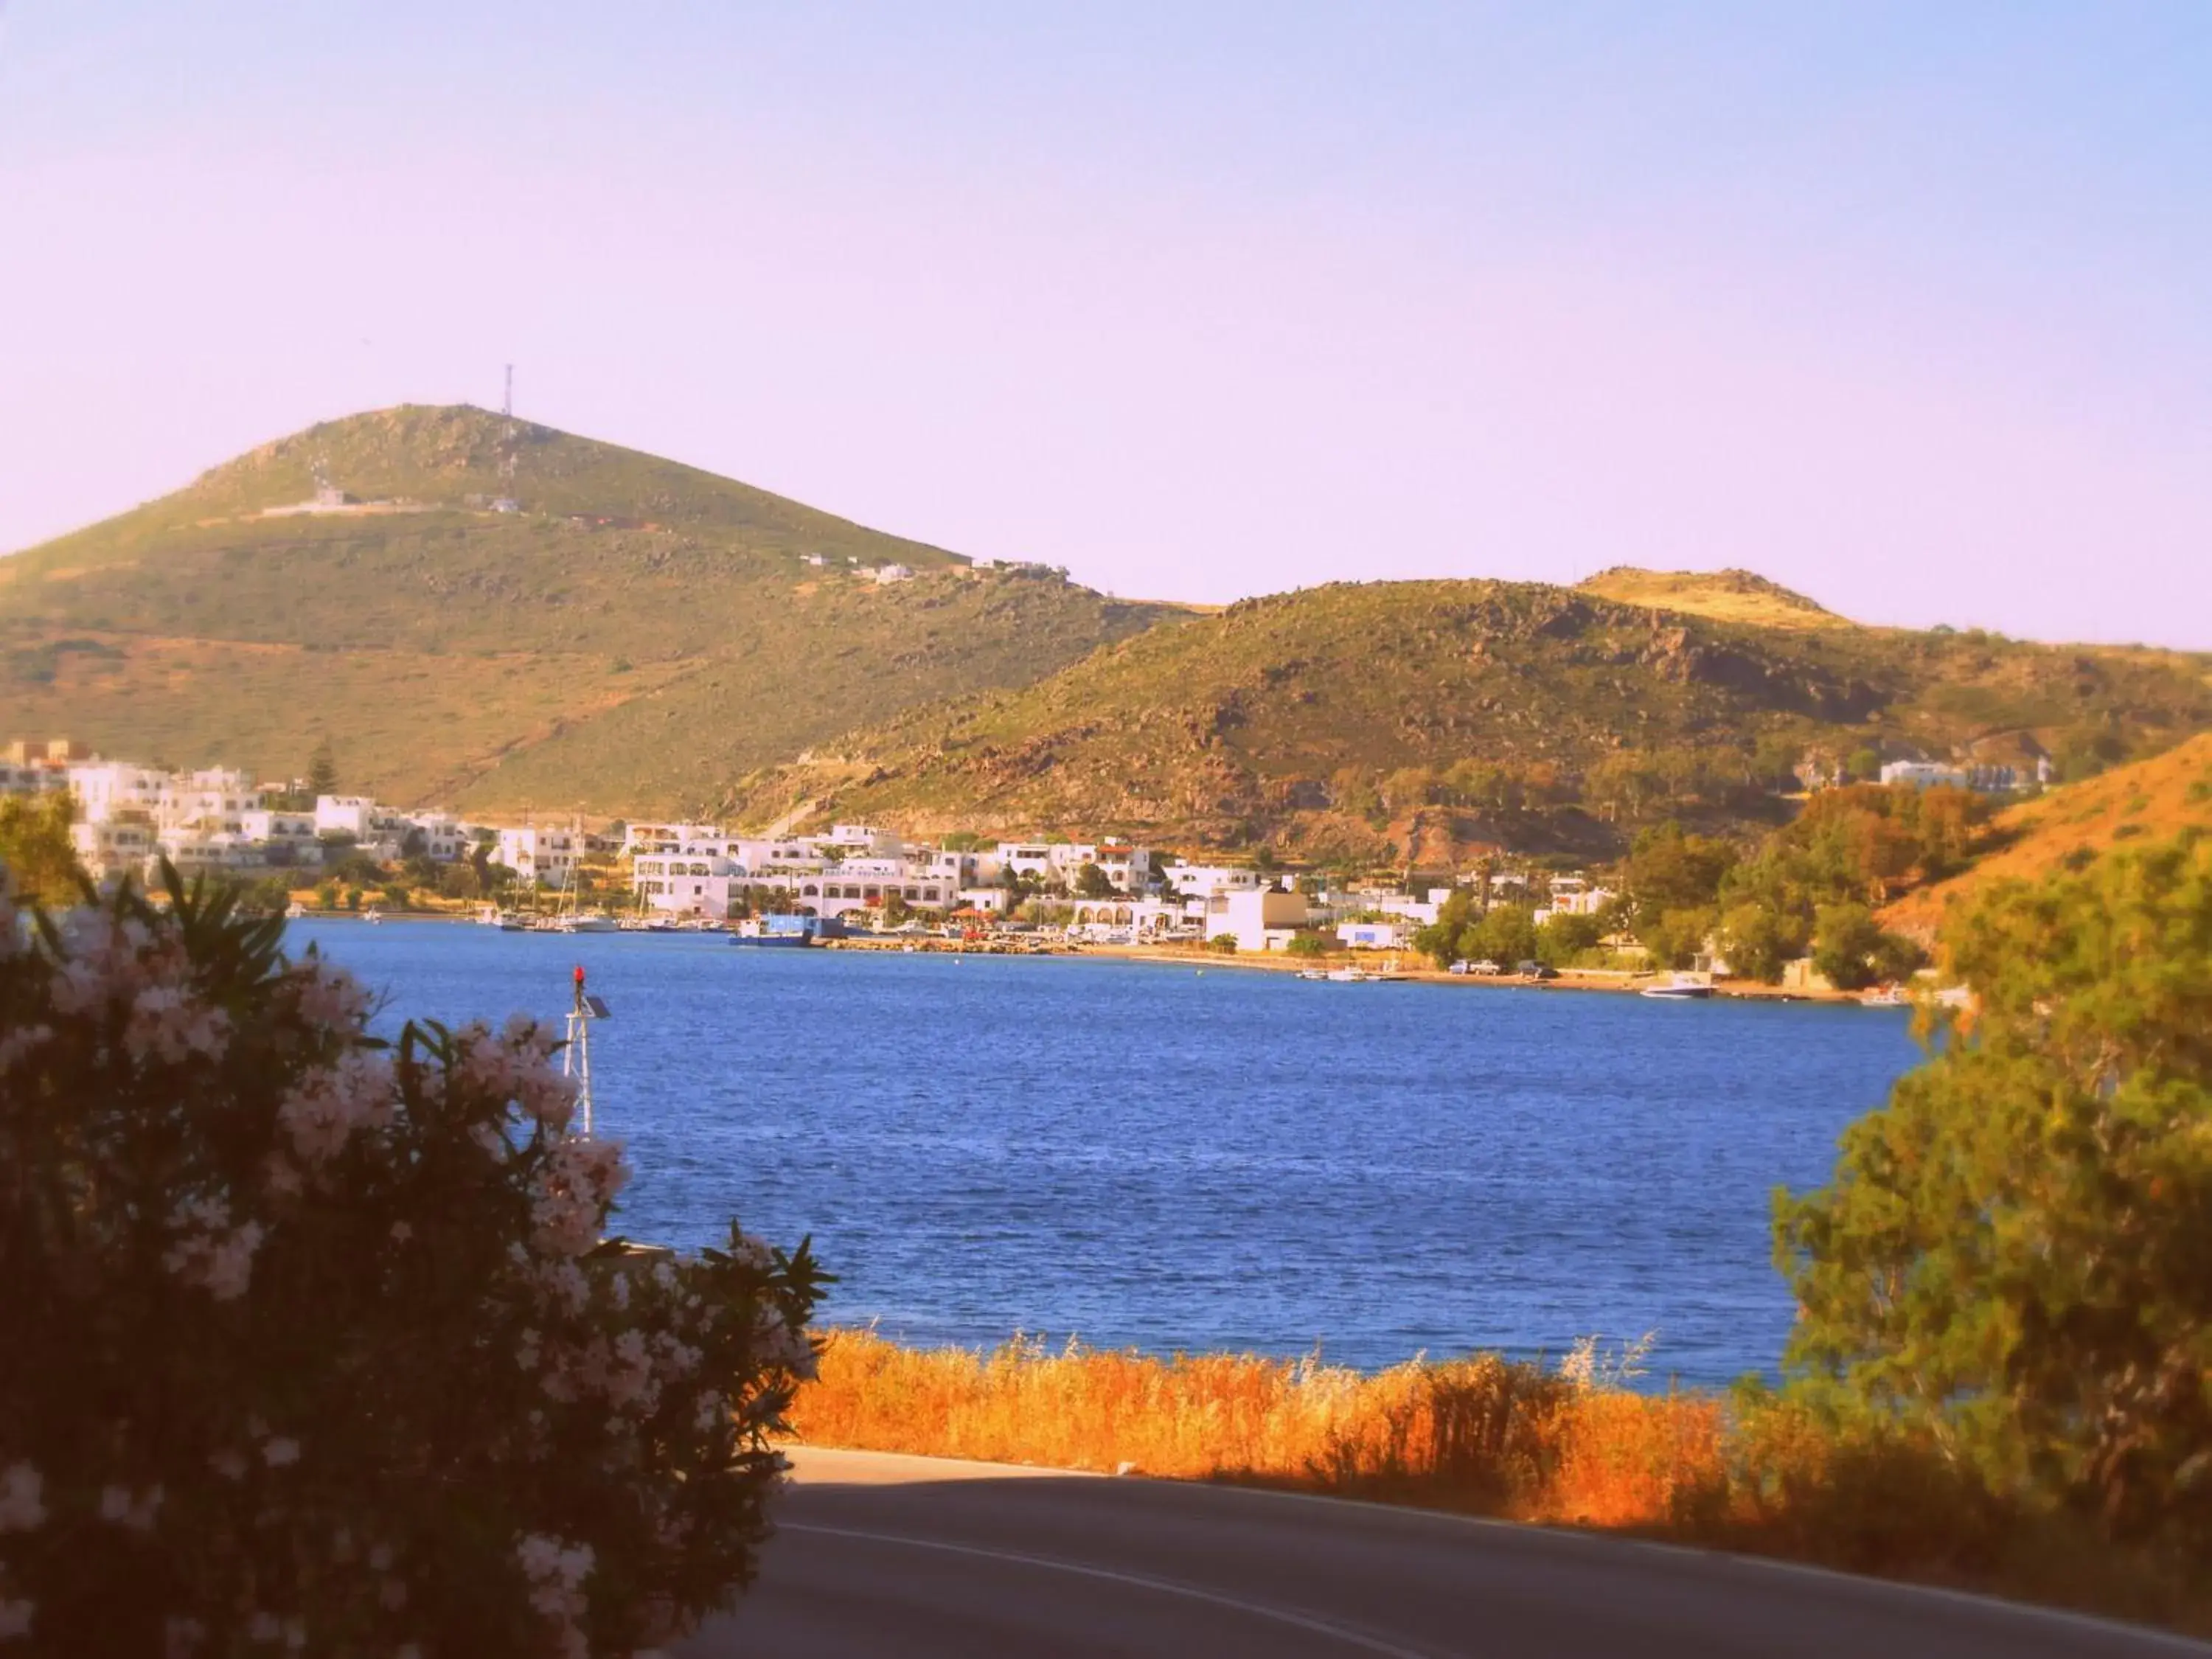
[293,922,1919,1385]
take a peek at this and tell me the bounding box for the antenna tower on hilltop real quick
[495,364,520,509]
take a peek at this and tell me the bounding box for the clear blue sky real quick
[1,2,2207,645]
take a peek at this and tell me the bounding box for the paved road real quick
[682,1447,2209,1658]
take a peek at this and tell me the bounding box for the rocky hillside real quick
[723,577,2212,859]
[0,406,1175,812]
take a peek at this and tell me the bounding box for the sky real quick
[0,2,2207,647]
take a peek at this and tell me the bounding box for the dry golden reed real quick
[788,1329,1722,1527]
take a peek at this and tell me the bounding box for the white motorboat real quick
[1640,975,1714,1000]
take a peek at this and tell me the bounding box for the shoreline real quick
[287,915,1873,1004]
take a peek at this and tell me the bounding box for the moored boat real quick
[731,915,846,948]
[1640,975,1714,1000]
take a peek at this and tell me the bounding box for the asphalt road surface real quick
[682,1447,2210,1658]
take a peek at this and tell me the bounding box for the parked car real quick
[1515,959,1560,980]
[1470,959,1504,976]
[1447,959,1472,975]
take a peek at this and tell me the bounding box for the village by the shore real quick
[4,737,1983,1003]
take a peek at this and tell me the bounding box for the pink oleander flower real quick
[0,1464,45,1533]
[290,959,369,1031]
[125,983,232,1065]
[163,1204,267,1302]
[96,1484,161,1531]
[0,1023,51,1072]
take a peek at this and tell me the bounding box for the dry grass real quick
[788,1331,2212,1636]
[1882,731,2212,936]
[790,1330,1723,1526]
[1574,566,1850,631]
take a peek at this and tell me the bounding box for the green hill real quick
[0,406,1175,812]
[720,577,2212,860]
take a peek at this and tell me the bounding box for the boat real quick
[1298,967,1329,981]
[1640,975,1714,1000]
[1326,965,1372,984]
[731,915,847,948]
[1371,956,1408,982]
[1860,985,1910,1008]
[362,908,384,925]
[284,902,306,919]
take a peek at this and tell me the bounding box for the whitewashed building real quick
[498,825,580,887]
[1203,888,1308,951]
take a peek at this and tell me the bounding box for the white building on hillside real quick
[71,819,157,881]
[1167,864,1263,900]
[498,826,580,887]
[623,821,726,858]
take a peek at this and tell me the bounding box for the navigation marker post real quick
[563,964,611,1136]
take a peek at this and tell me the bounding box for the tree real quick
[1776,834,2212,1544]
[1459,904,1537,967]
[1074,862,1115,899]
[1412,888,1478,967]
[1381,766,1436,813]
[1810,902,1920,991]
[1639,906,1717,972]
[1621,823,1737,934]
[1720,900,1811,983]
[0,793,82,908]
[1535,912,1603,969]
[1286,933,1329,959]
[0,866,824,1652]
[305,740,338,799]
[1208,933,1240,954]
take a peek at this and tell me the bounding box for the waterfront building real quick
[498,825,580,887]
[1203,888,1309,951]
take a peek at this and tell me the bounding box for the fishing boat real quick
[362,908,384,925]
[1326,964,1372,984]
[1298,967,1329,981]
[1639,974,1714,1000]
[731,915,846,948]
[1860,985,1910,1008]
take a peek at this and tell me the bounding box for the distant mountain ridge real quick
[721,575,2212,858]
[0,406,1175,812]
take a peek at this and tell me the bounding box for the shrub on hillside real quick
[0,866,823,1656]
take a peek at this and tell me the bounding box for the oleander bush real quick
[0,865,824,1657]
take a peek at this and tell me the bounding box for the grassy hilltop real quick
[723,573,2212,857]
[0,406,1175,812]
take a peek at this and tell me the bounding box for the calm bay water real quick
[295,922,1919,1385]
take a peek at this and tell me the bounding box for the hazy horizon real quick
[1,4,2208,650]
